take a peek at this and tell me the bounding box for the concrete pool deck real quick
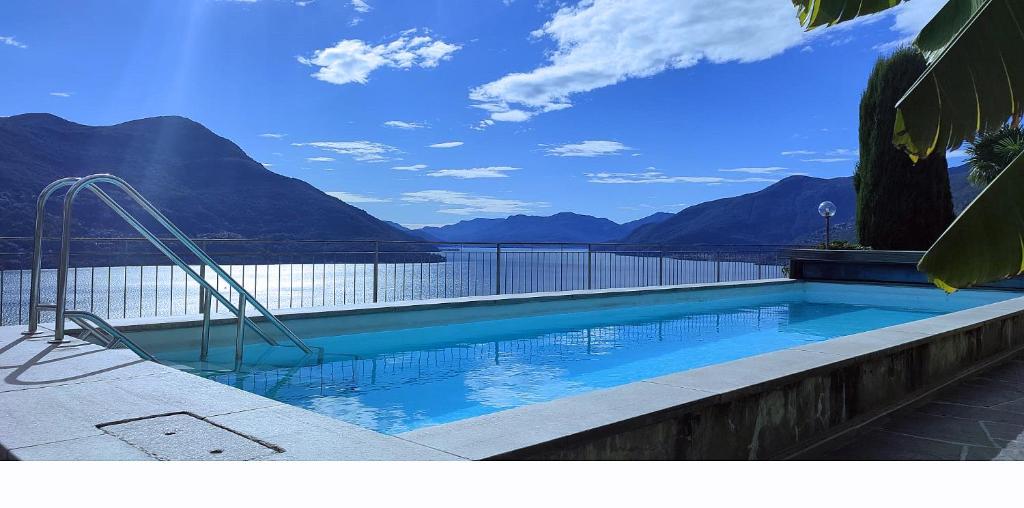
[4,280,1024,460]
[0,326,460,460]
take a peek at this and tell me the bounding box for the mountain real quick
[948,164,981,213]
[626,165,978,246]
[416,211,672,244]
[0,113,419,243]
[621,212,675,231]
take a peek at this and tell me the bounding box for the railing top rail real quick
[0,235,808,249]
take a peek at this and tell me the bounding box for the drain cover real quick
[99,413,279,461]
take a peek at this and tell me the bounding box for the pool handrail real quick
[28,174,312,363]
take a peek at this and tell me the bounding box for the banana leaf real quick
[792,0,907,29]
[918,150,1024,290]
[894,0,1024,162]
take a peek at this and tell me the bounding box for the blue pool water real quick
[173,282,1021,434]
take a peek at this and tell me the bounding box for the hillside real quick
[626,165,978,246]
[416,211,671,243]
[0,113,418,242]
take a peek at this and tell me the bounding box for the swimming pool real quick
[155,281,1022,434]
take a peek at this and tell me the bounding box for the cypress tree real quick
[854,47,954,250]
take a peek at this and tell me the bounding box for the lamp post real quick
[818,201,836,249]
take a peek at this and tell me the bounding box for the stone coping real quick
[5,280,1024,460]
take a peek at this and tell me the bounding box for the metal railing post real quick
[494,243,502,295]
[372,241,379,303]
[715,252,722,282]
[586,244,593,290]
[658,248,664,286]
[234,294,246,371]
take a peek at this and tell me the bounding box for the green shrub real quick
[855,47,954,250]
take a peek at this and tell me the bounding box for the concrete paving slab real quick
[879,412,999,448]
[964,442,1024,460]
[0,329,171,393]
[207,404,461,460]
[100,413,279,461]
[992,397,1024,414]
[814,430,966,460]
[915,402,1024,426]
[936,377,1024,407]
[7,433,155,461]
[0,369,281,450]
[974,361,1024,388]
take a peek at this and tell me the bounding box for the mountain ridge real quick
[0,113,418,242]
[415,211,673,243]
[626,165,977,246]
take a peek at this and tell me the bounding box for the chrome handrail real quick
[28,178,273,342]
[64,310,157,362]
[27,178,80,333]
[29,174,311,360]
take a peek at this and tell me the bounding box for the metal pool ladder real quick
[26,174,313,368]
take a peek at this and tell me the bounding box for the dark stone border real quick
[789,249,1024,290]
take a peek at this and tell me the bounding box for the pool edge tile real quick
[398,381,711,461]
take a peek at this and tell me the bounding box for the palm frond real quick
[792,0,908,29]
[894,0,1024,162]
[919,149,1024,290]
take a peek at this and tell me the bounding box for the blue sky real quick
[0,0,958,228]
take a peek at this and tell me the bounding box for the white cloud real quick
[327,191,391,203]
[428,141,463,148]
[718,167,788,174]
[947,148,968,159]
[49,92,72,98]
[351,0,371,13]
[827,148,858,156]
[802,158,854,163]
[393,164,428,171]
[1,36,27,49]
[585,171,777,185]
[545,140,630,157]
[293,140,399,163]
[298,29,461,85]
[259,133,287,139]
[306,156,335,162]
[784,148,857,162]
[402,190,547,215]
[427,166,519,179]
[876,0,946,51]
[383,120,426,129]
[469,0,808,122]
